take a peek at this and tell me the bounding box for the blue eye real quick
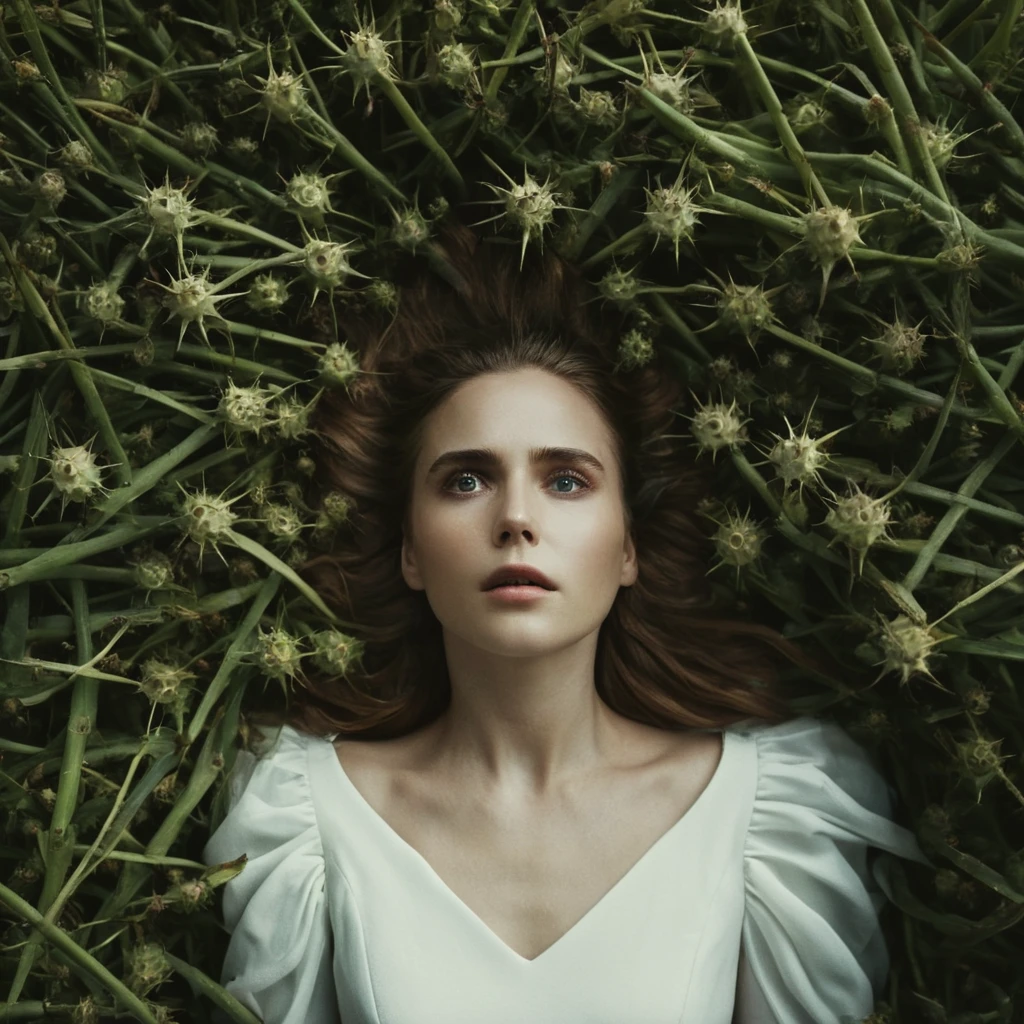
[444,469,591,495]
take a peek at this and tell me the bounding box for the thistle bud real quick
[873,613,942,685]
[71,995,99,1024]
[80,281,125,324]
[765,417,835,493]
[390,207,432,252]
[688,395,749,458]
[48,443,107,503]
[598,266,641,306]
[138,658,196,706]
[19,231,59,270]
[824,484,893,571]
[177,488,239,545]
[701,0,748,51]
[643,181,708,267]
[124,940,173,997]
[286,171,337,219]
[337,23,396,103]
[260,501,305,543]
[645,69,694,113]
[254,625,307,684]
[321,491,354,525]
[35,169,66,207]
[85,66,128,104]
[953,734,1007,781]
[180,121,219,157]
[139,179,201,241]
[614,328,654,370]
[217,380,276,437]
[867,316,927,374]
[485,166,563,264]
[132,551,176,591]
[364,278,399,312]
[274,396,314,440]
[436,42,478,92]
[803,205,862,268]
[247,273,291,312]
[304,239,356,291]
[712,508,766,568]
[311,629,366,676]
[717,281,774,339]
[13,59,41,82]
[258,61,308,123]
[227,136,260,158]
[317,341,360,388]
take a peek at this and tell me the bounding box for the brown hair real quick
[253,213,841,741]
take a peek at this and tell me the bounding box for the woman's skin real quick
[400,366,644,809]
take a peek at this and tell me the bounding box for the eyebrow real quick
[426,446,606,477]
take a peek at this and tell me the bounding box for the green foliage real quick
[1,0,1023,1020]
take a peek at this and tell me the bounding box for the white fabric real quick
[201,714,932,1024]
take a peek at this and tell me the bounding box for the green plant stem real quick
[0,881,160,1022]
[902,431,1019,592]
[0,233,133,490]
[846,0,950,203]
[485,0,537,102]
[970,0,1024,67]
[733,33,830,206]
[911,17,1024,160]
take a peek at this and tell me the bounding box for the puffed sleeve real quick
[734,715,933,1024]
[201,725,340,1024]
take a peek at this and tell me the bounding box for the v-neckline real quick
[317,727,732,966]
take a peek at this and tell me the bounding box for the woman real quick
[202,214,932,1023]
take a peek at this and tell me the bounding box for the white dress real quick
[200,714,933,1024]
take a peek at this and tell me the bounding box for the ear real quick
[621,528,639,587]
[401,529,425,591]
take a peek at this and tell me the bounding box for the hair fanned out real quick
[253,213,841,741]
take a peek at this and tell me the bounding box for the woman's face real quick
[401,367,637,659]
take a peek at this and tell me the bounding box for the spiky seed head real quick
[364,278,398,312]
[643,182,707,267]
[274,395,315,440]
[254,626,307,685]
[125,941,173,996]
[247,273,291,312]
[286,171,336,216]
[786,99,829,135]
[304,239,355,291]
[19,231,59,270]
[80,281,125,324]
[217,380,275,436]
[177,489,238,545]
[138,658,196,707]
[867,316,927,374]
[48,443,107,503]
[764,417,834,493]
[257,61,308,123]
[599,265,642,306]
[921,121,971,169]
[139,180,200,238]
[71,995,99,1024]
[712,508,767,568]
[824,483,893,573]
[259,501,305,544]
[873,614,944,686]
[432,0,463,34]
[436,42,478,91]
[644,69,694,112]
[161,270,238,347]
[614,328,655,370]
[953,734,1008,781]
[936,242,984,271]
[311,629,365,676]
[717,282,774,339]
[317,341,360,388]
[180,121,219,157]
[803,205,862,267]
[336,22,396,103]
[687,395,750,458]
[701,0,748,51]
[572,87,619,127]
[228,136,260,158]
[390,207,432,252]
[480,165,565,268]
[133,551,175,591]
[321,491,354,526]
[35,169,66,207]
